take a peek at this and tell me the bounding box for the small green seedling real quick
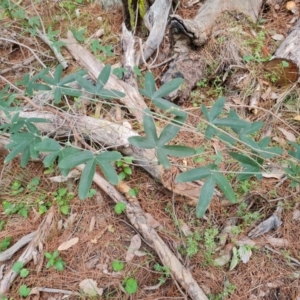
[2,201,28,218]
[45,250,65,271]
[11,180,24,195]
[53,187,74,215]
[0,236,12,252]
[114,202,126,214]
[112,260,125,272]
[123,278,138,294]
[116,157,133,180]
[12,262,29,278]
[128,187,139,197]
[0,220,5,231]
[153,263,171,284]
[87,188,97,198]
[19,284,31,297]
[26,177,40,192]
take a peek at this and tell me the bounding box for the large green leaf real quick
[143,109,158,143]
[97,162,119,185]
[35,138,61,152]
[144,71,155,97]
[97,64,111,91]
[288,142,300,160]
[212,172,236,203]
[152,97,184,117]
[196,175,215,218]
[128,136,156,149]
[229,152,260,167]
[157,148,170,169]
[58,150,93,169]
[213,118,251,129]
[4,140,31,164]
[152,78,183,99]
[176,167,211,182]
[95,151,122,162]
[209,97,225,121]
[162,145,195,157]
[157,123,181,146]
[78,159,96,199]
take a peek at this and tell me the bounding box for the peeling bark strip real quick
[77,165,208,300]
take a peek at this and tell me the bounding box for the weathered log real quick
[264,19,300,86]
[162,0,264,101]
[61,31,148,124]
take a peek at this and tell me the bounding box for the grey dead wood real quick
[61,31,148,124]
[0,232,36,262]
[76,164,209,300]
[140,0,173,62]
[162,0,264,100]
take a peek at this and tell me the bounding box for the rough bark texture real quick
[162,0,264,101]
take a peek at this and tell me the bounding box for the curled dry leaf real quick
[278,127,296,142]
[125,234,141,262]
[79,279,103,297]
[235,236,256,247]
[238,245,252,263]
[58,237,79,251]
[214,243,234,267]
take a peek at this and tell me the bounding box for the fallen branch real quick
[76,164,208,300]
[0,207,55,295]
[61,31,148,124]
[0,231,36,262]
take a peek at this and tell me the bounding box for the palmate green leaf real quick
[205,125,217,139]
[43,152,58,167]
[21,146,30,167]
[75,74,95,93]
[176,167,211,182]
[53,64,63,83]
[157,123,181,146]
[26,117,50,123]
[54,88,62,104]
[212,172,236,203]
[152,97,186,117]
[152,78,183,99]
[97,64,111,90]
[162,145,195,157]
[143,109,158,143]
[60,87,82,97]
[128,136,156,149]
[196,175,215,218]
[288,142,300,160]
[258,136,271,148]
[31,83,52,92]
[144,71,155,97]
[96,88,125,99]
[58,150,94,169]
[5,140,31,165]
[95,151,122,162]
[238,164,262,181]
[29,138,41,159]
[26,122,39,134]
[97,162,119,185]
[213,117,251,130]
[229,152,260,167]
[60,70,87,85]
[157,148,170,169]
[78,159,96,199]
[209,97,225,121]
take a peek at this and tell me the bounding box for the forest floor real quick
[1,0,300,299]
